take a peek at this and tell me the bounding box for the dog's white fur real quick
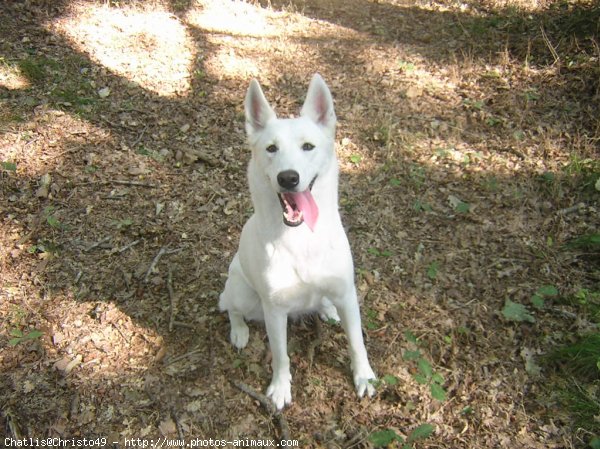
[219,74,376,409]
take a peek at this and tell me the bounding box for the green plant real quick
[530,285,559,309]
[365,308,380,330]
[501,299,535,323]
[349,154,362,165]
[548,333,600,380]
[462,98,484,110]
[368,247,392,258]
[112,218,133,230]
[408,163,426,188]
[18,57,48,82]
[43,206,62,229]
[412,199,432,213]
[448,195,471,213]
[1,161,17,171]
[398,60,416,72]
[8,328,43,346]
[426,261,440,280]
[403,331,447,401]
[566,233,600,251]
[369,423,435,448]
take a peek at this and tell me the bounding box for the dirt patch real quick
[1,0,598,447]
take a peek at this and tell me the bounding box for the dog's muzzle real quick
[277,175,318,231]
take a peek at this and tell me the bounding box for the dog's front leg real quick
[336,289,377,398]
[263,305,292,410]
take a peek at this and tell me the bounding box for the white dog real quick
[219,74,376,410]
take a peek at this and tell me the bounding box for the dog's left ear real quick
[301,73,336,135]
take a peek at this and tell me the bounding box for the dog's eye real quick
[302,142,315,151]
[266,144,278,153]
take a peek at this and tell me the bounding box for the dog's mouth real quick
[278,176,318,231]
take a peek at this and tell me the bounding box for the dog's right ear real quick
[245,79,276,135]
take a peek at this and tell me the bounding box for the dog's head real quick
[244,74,337,232]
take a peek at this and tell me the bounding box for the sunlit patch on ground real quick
[48,4,195,97]
[185,0,364,81]
[0,61,31,90]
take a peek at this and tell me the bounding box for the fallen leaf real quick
[98,87,111,98]
[158,417,177,436]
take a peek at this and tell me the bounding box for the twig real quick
[165,347,204,366]
[541,26,560,67]
[143,246,183,283]
[171,320,195,329]
[75,180,158,188]
[168,267,176,332]
[557,202,585,216]
[3,407,23,439]
[307,316,323,372]
[232,381,291,441]
[131,124,149,149]
[171,409,185,441]
[83,236,111,252]
[112,179,156,187]
[118,239,140,254]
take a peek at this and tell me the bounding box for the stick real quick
[118,239,140,254]
[168,267,176,332]
[557,202,585,216]
[540,26,560,66]
[165,347,204,366]
[105,180,158,188]
[143,247,183,283]
[3,407,23,439]
[75,180,158,188]
[131,125,148,149]
[83,236,111,252]
[232,381,291,441]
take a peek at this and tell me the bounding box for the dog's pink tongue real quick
[294,190,319,232]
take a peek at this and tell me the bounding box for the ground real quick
[1,0,599,447]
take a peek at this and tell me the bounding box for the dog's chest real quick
[263,232,350,307]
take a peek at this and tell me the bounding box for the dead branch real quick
[167,266,176,332]
[164,347,204,366]
[232,380,291,441]
[557,202,585,216]
[143,246,183,283]
[131,124,149,149]
[117,239,140,254]
[75,180,159,188]
[83,236,111,252]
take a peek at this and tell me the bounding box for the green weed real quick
[548,333,600,380]
[403,331,447,401]
[501,299,535,323]
[18,57,52,82]
[1,161,17,172]
[369,423,435,448]
[42,206,63,229]
[530,285,559,309]
[8,328,43,346]
[368,247,392,258]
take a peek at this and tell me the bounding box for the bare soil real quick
[1,0,598,447]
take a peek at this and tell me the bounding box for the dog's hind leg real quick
[219,254,261,349]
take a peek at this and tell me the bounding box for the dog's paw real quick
[230,323,249,349]
[318,303,340,324]
[353,365,377,398]
[266,377,292,410]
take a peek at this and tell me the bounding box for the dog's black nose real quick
[277,170,300,190]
